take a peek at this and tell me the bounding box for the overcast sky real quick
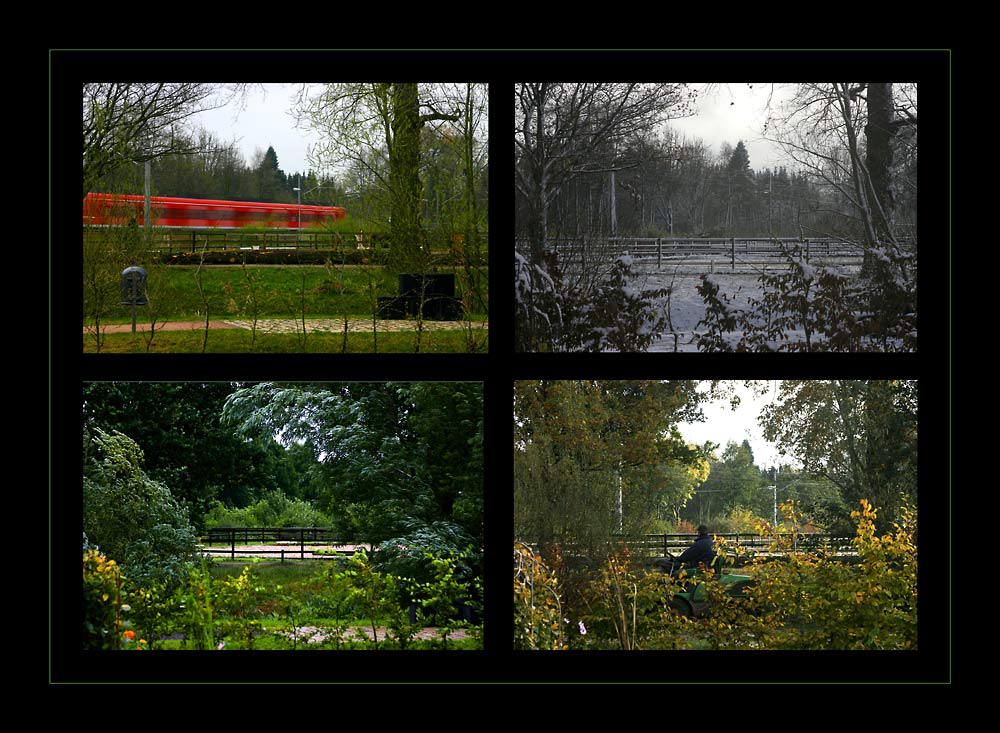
[191,82,797,182]
[195,84,319,176]
[667,83,794,170]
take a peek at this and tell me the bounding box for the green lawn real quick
[83,263,489,353]
[95,264,487,323]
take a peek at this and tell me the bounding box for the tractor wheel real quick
[669,596,694,617]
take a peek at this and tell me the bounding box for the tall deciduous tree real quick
[759,380,917,532]
[514,82,695,260]
[684,440,768,525]
[514,380,706,558]
[296,83,466,272]
[220,383,483,547]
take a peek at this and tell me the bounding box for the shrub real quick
[82,548,123,650]
[374,520,479,592]
[748,499,917,650]
[83,428,198,591]
[513,542,566,650]
[203,490,333,529]
[696,245,918,352]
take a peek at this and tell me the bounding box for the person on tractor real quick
[653,525,716,577]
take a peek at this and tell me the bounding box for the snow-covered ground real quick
[620,255,863,352]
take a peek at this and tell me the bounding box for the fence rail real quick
[521,533,857,565]
[198,526,357,561]
[203,526,338,544]
[518,236,915,271]
[630,533,856,558]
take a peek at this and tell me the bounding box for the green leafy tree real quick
[760,380,917,532]
[220,383,484,546]
[82,382,299,528]
[296,83,465,273]
[514,380,707,558]
[82,428,198,589]
[683,440,768,525]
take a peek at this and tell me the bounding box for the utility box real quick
[120,266,148,306]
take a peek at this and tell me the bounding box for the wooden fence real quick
[519,237,915,271]
[150,230,367,254]
[630,533,855,559]
[203,527,337,544]
[521,534,858,566]
[199,527,357,562]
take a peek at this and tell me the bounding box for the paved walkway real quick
[85,318,487,335]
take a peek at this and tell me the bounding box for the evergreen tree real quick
[727,140,751,175]
[254,145,287,202]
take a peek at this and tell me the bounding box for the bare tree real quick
[764,82,917,257]
[82,83,236,198]
[514,82,695,261]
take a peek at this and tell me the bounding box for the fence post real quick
[300,528,305,560]
[731,237,736,270]
[657,238,662,269]
[230,527,235,560]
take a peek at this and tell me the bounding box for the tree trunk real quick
[865,82,897,243]
[389,83,424,273]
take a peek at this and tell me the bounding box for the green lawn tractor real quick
[652,553,755,617]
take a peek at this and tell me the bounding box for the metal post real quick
[144,161,151,242]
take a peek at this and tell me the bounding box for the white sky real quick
[677,380,790,470]
[194,84,321,177]
[193,82,798,182]
[667,83,795,171]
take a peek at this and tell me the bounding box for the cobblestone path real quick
[224,318,487,334]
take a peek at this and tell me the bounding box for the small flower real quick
[123,630,135,640]
[578,621,587,636]
[217,642,226,650]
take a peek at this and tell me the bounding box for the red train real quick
[83,192,347,229]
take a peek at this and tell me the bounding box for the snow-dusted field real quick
[621,255,863,352]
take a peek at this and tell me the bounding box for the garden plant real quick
[513,499,917,651]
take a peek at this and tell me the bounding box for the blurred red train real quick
[83,192,347,229]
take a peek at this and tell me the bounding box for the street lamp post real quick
[768,466,778,529]
[293,180,325,234]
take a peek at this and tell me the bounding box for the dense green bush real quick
[203,490,334,529]
[83,428,198,590]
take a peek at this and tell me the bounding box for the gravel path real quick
[199,543,369,560]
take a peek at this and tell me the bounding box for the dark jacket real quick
[677,534,715,569]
